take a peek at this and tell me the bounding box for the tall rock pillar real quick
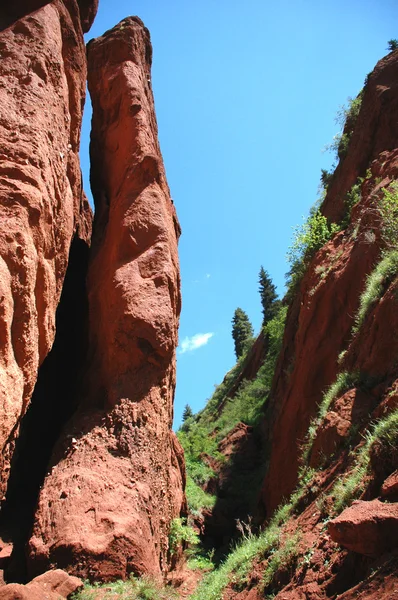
[28,17,185,581]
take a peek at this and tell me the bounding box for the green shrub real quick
[286,210,340,294]
[325,93,363,164]
[185,456,215,486]
[335,94,363,129]
[337,132,350,160]
[379,181,398,246]
[320,168,334,190]
[387,39,398,52]
[263,305,288,383]
[341,180,362,228]
[353,249,398,334]
[177,426,218,463]
[169,518,199,554]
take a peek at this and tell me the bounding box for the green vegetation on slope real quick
[178,304,288,513]
[189,468,315,600]
[326,91,363,163]
[286,209,340,295]
[72,576,178,600]
[331,407,398,513]
[353,249,398,334]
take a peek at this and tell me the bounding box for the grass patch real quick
[261,531,301,593]
[185,474,216,517]
[331,408,398,513]
[352,250,398,334]
[189,469,315,600]
[187,549,215,572]
[72,575,178,600]
[189,524,280,600]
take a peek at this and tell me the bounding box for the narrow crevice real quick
[0,235,90,583]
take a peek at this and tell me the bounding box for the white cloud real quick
[179,332,214,354]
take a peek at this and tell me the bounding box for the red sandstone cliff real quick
[27,17,185,582]
[214,50,398,600]
[0,0,96,508]
[261,50,398,516]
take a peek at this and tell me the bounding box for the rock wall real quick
[0,0,96,506]
[206,50,398,600]
[28,17,185,582]
[261,49,398,515]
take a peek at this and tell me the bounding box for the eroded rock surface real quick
[0,568,82,599]
[0,0,94,505]
[28,17,185,581]
[328,499,398,556]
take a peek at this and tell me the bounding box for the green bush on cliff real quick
[169,517,199,554]
[286,209,340,295]
[341,179,362,228]
[379,181,398,247]
[325,92,363,164]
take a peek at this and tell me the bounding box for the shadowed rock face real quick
[28,17,185,581]
[0,0,94,507]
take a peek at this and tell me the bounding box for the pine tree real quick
[259,266,279,325]
[232,308,254,359]
[182,404,193,422]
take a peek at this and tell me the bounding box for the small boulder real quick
[328,499,398,556]
[0,569,83,599]
[381,470,398,500]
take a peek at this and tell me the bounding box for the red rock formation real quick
[28,17,185,581]
[328,499,398,556]
[322,52,398,224]
[381,470,398,499]
[261,52,398,515]
[0,0,96,505]
[0,569,82,599]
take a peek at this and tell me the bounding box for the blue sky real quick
[80,0,398,427]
